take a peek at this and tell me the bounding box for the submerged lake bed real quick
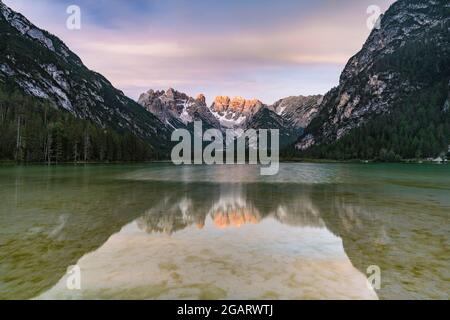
[0,163,449,300]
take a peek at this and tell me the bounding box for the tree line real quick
[283,81,450,161]
[0,88,162,163]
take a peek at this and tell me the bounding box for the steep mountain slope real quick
[269,95,323,130]
[296,0,450,159]
[0,1,170,153]
[244,108,300,147]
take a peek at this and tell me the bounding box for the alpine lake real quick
[0,163,448,300]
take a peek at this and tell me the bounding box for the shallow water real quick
[0,163,449,300]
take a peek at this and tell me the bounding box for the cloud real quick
[4,0,396,103]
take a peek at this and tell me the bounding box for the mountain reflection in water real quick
[38,184,377,300]
[136,184,325,235]
[0,164,448,300]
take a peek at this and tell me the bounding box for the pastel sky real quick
[4,0,395,104]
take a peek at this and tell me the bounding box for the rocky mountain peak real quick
[212,96,263,113]
[139,87,326,135]
[165,87,176,99]
[212,96,230,110]
[138,88,220,129]
[195,93,206,105]
[209,95,265,128]
[297,0,450,151]
[341,0,448,84]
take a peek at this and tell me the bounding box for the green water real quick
[0,163,449,300]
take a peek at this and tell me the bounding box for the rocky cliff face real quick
[269,95,323,129]
[138,88,323,144]
[0,1,170,150]
[297,0,450,151]
[244,108,300,147]
[210,96,265,128]
[138,86,325,149]
[138,88,220,130]
[138,90,268,131]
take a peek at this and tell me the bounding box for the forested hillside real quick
[0,1,171,162]
[0,85,162,163]
[285,81,450,161]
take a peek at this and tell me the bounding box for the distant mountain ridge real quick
[138,88,221,131]
[138,88,323,147]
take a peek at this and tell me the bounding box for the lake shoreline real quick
[1,159,448,166]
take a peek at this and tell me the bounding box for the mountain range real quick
[1,0,449,162]
[137,88,322,147]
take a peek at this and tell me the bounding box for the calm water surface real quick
[0,163,449,300]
